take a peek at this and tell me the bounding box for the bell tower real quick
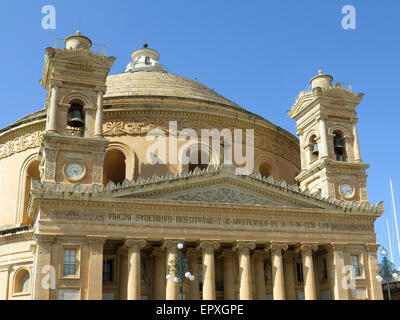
[287,70,369,201]
[39,31,116,185]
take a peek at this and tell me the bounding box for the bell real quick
[312,142,319,156]
[334,136,344,150]
[67,108,84,128]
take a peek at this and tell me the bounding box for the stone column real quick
[221,249,236,300]
[329,243,350,300]
[94,87,106,138]
[317,115,329,159]
[163,240,180,300]
[186,248,200,300]
[234,242,256,300]
[365,244,383,300]
[125,239,147,300]
[87,236,107,300]
[117,246,128,300]
[253,250,266,300]
[33,234,54,300]
[198,241,220,300]
[151,247,166,300]
[47,80,62,134]
[298,243,318,300]
[351,119,362,162]
[0,265,10,300]
[283,251,297,300]
[268,242,288,300]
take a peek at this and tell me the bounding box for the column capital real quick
[296,243,318,253]
[365,243,380,253]
[267,241,288,253]
[197,240,220,251]
[150,247,165,258]
[162,239,184,252]
[50,80,63,88]
[330,242,348,251]
[124,238,147,250]
[95,86,107,94]
[233,241,256,254]
[34,234,55,243]
[87,235,108,244]
[87,235,107,255]
[34,234,55,255]
[316,114,328,121]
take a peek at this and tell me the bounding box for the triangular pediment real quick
[29,165,384,216]
[107,168,327,209]
[52,49,114,68]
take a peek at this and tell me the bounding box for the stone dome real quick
[104,44,241,109]
[104,71,241,109]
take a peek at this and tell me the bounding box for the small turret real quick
[64,30,92,50]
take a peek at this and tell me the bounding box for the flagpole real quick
[387,218,394,263]
[390,178,400,261]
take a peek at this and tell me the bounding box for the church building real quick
[0,32,384,300]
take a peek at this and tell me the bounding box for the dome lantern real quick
[125,44,167,73]
[310,70,333,90]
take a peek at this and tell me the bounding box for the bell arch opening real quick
[67,99,85,137]
[333,130,346,161]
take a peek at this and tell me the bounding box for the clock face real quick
[340,184,353,197]
[65,163,84,180]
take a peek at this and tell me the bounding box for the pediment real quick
[144,185,294,206]
[29,165,384,216]
[109,170,326,209]
[52,49,114,68]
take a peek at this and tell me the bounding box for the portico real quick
[25,165,384,300]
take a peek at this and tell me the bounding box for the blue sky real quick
[1,1,400,264]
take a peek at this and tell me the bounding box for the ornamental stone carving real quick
[87,236,107,255]
[234,241,256,254]
[0,130,43,160]
[171,187,273,205]
[34,234,55,255]
[124,239,147,251]
[267,242,288,253]
[197,240,220,253]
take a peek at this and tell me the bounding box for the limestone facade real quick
[0,32,383,300]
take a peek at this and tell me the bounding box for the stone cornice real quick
[28,165,384,223]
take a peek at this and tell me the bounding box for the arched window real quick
[186,144,210,173]
[14,269,30,294]
[103,149,126,185]
[258,162,272,178]
[188,150,209,172]
[67,101,85,137]
[333,131,346,161]
[23,160,40,226]
[309,135,319,162]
